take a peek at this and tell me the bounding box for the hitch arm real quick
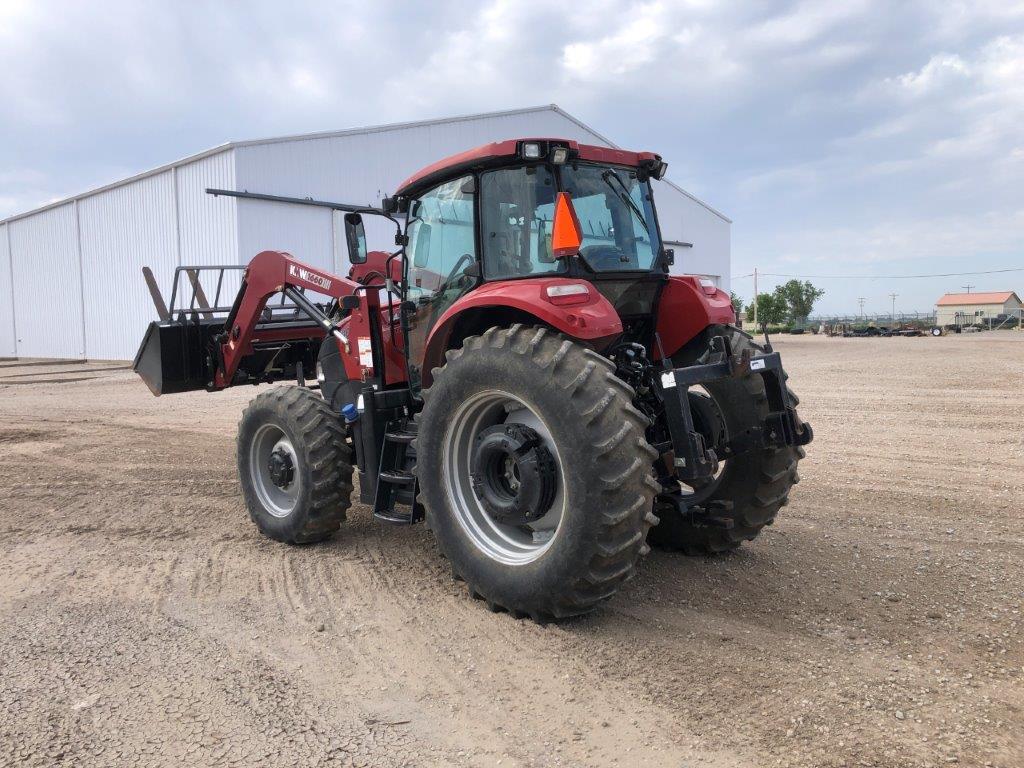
[214,250,373,389]
[659,370,718,481]
[658,336,813,480]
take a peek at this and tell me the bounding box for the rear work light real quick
[551,147,568,164]
[545,283,590,306]
[522,142,542,159]
[699,278,718,296]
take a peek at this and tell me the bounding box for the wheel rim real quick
[248,423,301,518]
[442,390,566,566]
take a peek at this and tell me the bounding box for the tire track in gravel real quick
[308,519,743,766]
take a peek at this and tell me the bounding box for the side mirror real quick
[344,213,367,264]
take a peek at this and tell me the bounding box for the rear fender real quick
[656,276,736,360]
[421,278,622,386]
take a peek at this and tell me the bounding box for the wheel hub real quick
[470,423,557,526]
[267,446,295,488]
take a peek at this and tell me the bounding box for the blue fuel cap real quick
[341,403,359,423]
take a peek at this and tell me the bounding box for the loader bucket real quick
[134,261,329,396]
[133,320,214,396]
[134,263,245,395]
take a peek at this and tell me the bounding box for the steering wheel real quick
[441,253,474,290]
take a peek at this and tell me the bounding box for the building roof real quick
[0,104,730,226]
[936,291,1019,306]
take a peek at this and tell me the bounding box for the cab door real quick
[403,175,478,388]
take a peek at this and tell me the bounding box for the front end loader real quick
[135,138,812,620]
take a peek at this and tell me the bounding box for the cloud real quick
[738,32,1024,201]
[743,0,871,48]
[891,54,970,94]
[562,3,678,79]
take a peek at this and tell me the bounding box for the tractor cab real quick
[344,139,674,386]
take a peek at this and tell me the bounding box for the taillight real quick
[700,278,718,296]
[545,283,590,306]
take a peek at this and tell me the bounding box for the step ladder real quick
[372,419,425,524]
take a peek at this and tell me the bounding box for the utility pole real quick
[753,268,761,333]
[889,293,898,323]
[961,284,974,293]
[858,297,866,320]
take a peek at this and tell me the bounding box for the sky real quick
[1,0,1022,315]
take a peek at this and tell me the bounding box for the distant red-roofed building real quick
[935,291,1022,325]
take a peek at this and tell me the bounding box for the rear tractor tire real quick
[416,325,660,621]
[647,327,804,555]
[237,386,354,544]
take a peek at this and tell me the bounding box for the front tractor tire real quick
[647,326,804,555]
[416,325,660,621]
[237,386,354,544]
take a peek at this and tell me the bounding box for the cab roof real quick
[394,138,661,199]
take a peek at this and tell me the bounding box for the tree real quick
[730,291,744,315]
[774,280,825,323]
[744,292,787,326]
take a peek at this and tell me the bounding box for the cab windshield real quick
[480,163,661,280]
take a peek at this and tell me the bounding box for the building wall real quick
[2,149,236,360]
[172,151,241,320]
[9,203,86,359]
[78,170,178,360]
[0,224,15,357]
[652,181,731,289]
[935,302,1014,325]
[176,150,237,265]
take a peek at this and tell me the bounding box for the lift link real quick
[659,334,813,481]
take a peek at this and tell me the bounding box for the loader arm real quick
[214,250,378,389]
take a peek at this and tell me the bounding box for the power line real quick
[730,266,1024,280]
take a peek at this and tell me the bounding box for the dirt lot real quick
[1,333,1022,768]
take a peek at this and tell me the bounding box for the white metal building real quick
[0,105,731,361]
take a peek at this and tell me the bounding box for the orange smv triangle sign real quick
[551,192,583,258]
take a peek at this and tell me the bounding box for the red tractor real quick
[136,138,811,621]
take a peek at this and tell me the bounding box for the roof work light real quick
[521,142,542,159]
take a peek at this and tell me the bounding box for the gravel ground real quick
[1,333,1021,768]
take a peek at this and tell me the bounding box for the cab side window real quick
[403,175,477,390]
[406,175,476,302]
